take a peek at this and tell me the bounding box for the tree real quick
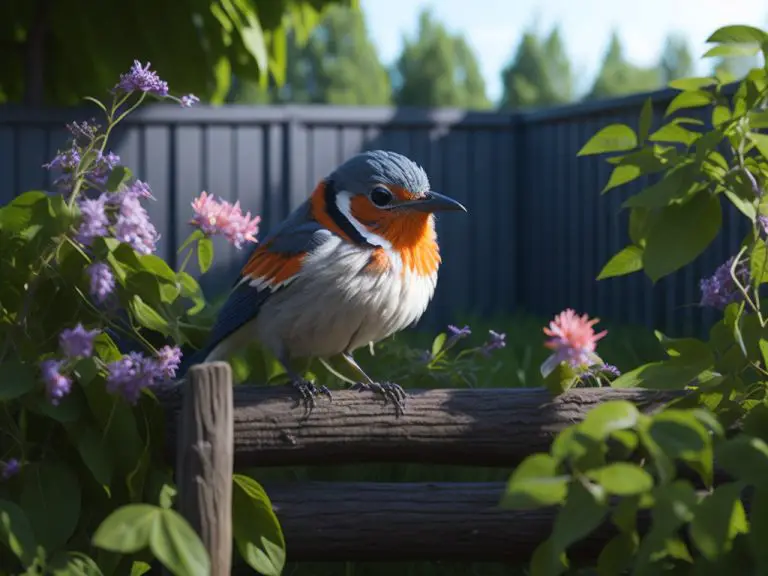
[393,9,490,109]
[278,5,390,105]
[0,0,358,105]
[499,26,573,109]
[585,31,660,100]
[659,32,694,85]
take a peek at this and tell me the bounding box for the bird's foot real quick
[350,380,407,416]
[290,376,332,413]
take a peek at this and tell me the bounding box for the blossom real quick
[59,323,100,358]
[1,459,20,480]
[480,330,506,356]
[106,347,183,403]
[155,345,183,380]
[88,151,121,187]
[700,256,749,310]
[541,309,607,377]
[76,194,109,245]
[760,215,768,237]
[40,359,73,405]
[190,191,261,249]
[114,60,169,97]
[43,145,120,191]
[87,261,115,303]
[113,184,159,254]
[447,325,471,339]
[180,94,200,108]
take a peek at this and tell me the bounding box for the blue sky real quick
[360,0,767,102]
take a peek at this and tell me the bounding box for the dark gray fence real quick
[0,91,746,335]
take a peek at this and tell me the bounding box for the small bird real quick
[187,150,467,413]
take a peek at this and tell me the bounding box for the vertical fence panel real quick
[0,93,749,336]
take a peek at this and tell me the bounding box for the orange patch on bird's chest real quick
[242,245,304,285]
[350,196,441,277]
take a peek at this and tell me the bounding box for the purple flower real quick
[111,186,159,254]
[480,330,506,356]
[88,151,121,187]
[155,345,183,380]
[700,256,749,310]
[40,359,73,405]
[87,262,116,304]
[447,325,471,338]
[124,179,154,200]
[597,364,621,377]
[180,94,200,108]
[76,195,109,245]
[1,459,20,480]
[760,215,768,237]
[59,323,100,358]
[114,60,169,97]
[43,147,81,173]
[66,120,99,142]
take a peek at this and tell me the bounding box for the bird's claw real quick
[351,380,407,416]
[291,377,332,413]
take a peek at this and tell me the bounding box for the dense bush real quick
[502,24,768,575]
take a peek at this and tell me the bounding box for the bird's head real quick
[312,150,466,253]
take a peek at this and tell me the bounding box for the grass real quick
[235,312,665,576]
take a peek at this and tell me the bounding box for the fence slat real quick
[258,481,612,562]
[176,362,234,576]
[158,385,678,468]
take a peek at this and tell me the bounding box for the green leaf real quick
[668,77,718,91]
[715,435,768,485]
[550,480,607,554]
[706,25,768,44]
[197,238,214,274]
[648,410,713,485]
[502,454,570,509]
[177,272,206,315]
[665,90,714,117]
[725,188,757,222]
[0,499,37,565]
[73,426,114,488]
[579,401,640,440]
[542,361,580,395]
[628,207,656,246]
[703,44,761,58]
[232,474,286,576]
[130,295,170,335]
[611,343,714,390]
[177,229,205,254]
[0,191,48,233]
[138,254,178,284]
[751,239,768,285]
[642,192,722,283]
[20,461,81,552]
[48,551,104,576]
[105,166,133,192]
[431,333,447,357]
[92,504,158,554]
[623,166,704,209]
[0,359,37,400]
[749,484,768,573]
[586,463,654,496]
[578,124,637,156]
[713,104,732,128]
[638,97,653,144]
[689,482,748,561]
[597,532,638,576]
[597,245,643,280]
[150,509,210,576]
[648,121,700,146]
[749,132,768,161]
[529,539,567,576]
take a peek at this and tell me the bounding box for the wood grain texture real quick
[175,362,234,576]
[157,384,679,468]
[259,481,616,562]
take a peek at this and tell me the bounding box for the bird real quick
[183,150,467,414]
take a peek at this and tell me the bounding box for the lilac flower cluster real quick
[481,330,506,356]
[700,256,750,310]
[1,459,20,480]
[40,323,101,404]
[44,146,120,192]
[87,261,116,304]
[106,345,182,404]
[113,60,198,109]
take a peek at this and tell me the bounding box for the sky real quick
[360,0,767,102]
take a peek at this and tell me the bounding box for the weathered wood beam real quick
[259,481,614,562]
[157,384,680,468]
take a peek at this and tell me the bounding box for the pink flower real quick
[540,309,607,378]
[190,191,261,249]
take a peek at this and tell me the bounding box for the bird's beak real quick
[404,191,467,213]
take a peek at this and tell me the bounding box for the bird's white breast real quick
[253,236,438,360]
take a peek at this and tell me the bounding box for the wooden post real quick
[176,362,234,576]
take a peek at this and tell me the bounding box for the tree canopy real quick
[0,0,358,105]
[392,9,490,109]
[585,31,660,101]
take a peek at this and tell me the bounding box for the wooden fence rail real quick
[162,364,684,571]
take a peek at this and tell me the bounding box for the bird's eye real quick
[370,186,393,207]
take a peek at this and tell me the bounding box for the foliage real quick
[659,33,695,85]
[392,8,490,109]
[504,24,768,575]
[0,0,358,105]
[585,31,662,101]
[0,64,283,575]
[499,26,574,109]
